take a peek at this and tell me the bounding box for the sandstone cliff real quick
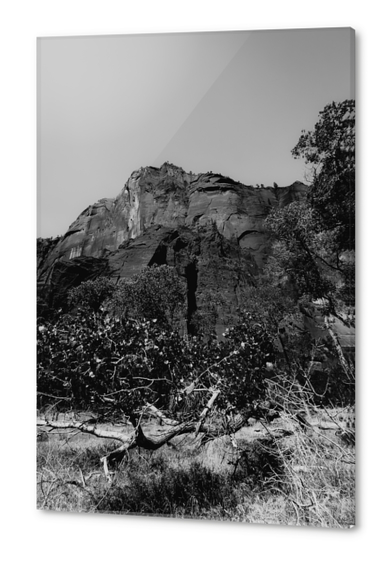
[37,162,308,327]
[39,162,307,268]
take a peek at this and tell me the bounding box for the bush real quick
[68,277,115,312]
[108,265,186,329]
[37,301,276,422]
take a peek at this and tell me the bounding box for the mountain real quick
[37,162,308,330]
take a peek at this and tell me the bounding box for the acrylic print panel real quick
[37,28,355,526]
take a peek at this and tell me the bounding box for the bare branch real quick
[324,316,355,381]
[143,403,179,426]
[195,389,220,437]
[37,419,133,444]
[37,392,71,401]
[37,404,251,473]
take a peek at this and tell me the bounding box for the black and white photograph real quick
[36,27,355,527]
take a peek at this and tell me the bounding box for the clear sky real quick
[37,28,354,238]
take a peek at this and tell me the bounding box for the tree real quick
[259,102,356,399]
[108,265,186,330]
[292,99,355,175]
[292,99,355,252]
[265,201,339,306]
[68,277,115,313]
[264,100,355,312]
[38,264,276,450]
[37,303,276,468]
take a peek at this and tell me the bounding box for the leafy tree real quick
[37,304,276,464]
[37,313,186,416]
[265,202,339,306]
[68,277,116,312]
[292,99,355,251]
[191,288,234,340]
[254,101,356,410]
[236,260,298,335]
[108,265,186,329]
[265,100,355,312]
[292,99,355,175]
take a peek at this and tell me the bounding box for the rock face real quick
[38,162,307,267]
[37,162,308,327]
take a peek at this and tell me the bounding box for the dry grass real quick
[37,411,355,527]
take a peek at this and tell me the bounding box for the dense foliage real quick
[68,277,116,312]
[37,306,275,423]
[108,265,186,329]
[265,99,355,312]
[292,99,355,252]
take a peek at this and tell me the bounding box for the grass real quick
[37,413,355,527]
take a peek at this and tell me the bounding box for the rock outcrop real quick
[37,162,308,329]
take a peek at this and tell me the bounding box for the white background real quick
[1,1,386,561]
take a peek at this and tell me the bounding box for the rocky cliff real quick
[37,162,308,328]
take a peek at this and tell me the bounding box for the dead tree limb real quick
[194,389,220,437]
[143,403,179,426]
[37,419,133,443]
[37,403,250,475]
[324,316,355,381]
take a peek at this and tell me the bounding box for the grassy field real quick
[37,411,355,527]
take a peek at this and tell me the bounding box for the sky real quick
[37,28,354,238]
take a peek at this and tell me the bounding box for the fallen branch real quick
[194,389,220,437]
[37,407,250,473]
[324,316,355,381]
[143,403,179,426]
[37,419,132,443]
